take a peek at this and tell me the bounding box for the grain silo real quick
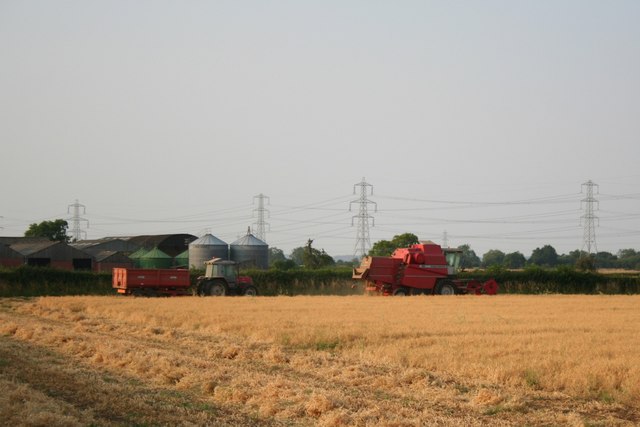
[230,228,268,269]
[139,247,173,269]
[188,234,228,269]
[129,247,149,268]
[174,249,189,269]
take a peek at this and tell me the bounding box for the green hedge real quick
[0,266,113,297]
[459,266,640,294]
[0,266,638,297]
[243,268,357,296]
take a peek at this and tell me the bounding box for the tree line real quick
[22,220,640,271]
[271,233,640,271]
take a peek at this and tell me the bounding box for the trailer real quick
[112,268,191,296]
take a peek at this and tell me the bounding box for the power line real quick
[350,177,377,259]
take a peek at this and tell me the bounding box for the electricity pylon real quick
[580,180,599,254]
[350,177,377,259]
[67,199,89,242]
[252,193,270,242]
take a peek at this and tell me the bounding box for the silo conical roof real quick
[231,231,267,247]
[141,247,171,259]
[129,247,148,259]
[190,233,228,246]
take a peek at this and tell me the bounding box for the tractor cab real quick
[205,259,237,283]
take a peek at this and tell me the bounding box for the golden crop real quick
[1,295,638,426]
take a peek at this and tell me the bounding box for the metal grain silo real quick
[230,229,268,269]
[188,234,229,269]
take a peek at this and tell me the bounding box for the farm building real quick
[93,250,135,273]
[0,243,24,267]
[1,238,93,270]
[70,237,141,255]
[125,234,197,258]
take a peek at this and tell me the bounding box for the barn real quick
[3,239,93,270]
[92,250,135,273]
[0,243,23,267]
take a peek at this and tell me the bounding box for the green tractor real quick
[196,258,257,296]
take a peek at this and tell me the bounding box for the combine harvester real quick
[352,241,498,296]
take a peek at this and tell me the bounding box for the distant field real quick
[1,295,639,426]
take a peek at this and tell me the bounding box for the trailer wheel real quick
[208,281,226,296]
[392,287,408,296]
[243,286,258,296]
[436,280,456,295]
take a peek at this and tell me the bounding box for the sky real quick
[1,1,639,259]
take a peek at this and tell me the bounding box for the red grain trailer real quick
[112,268,191,296]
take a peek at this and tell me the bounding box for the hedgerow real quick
[0,266,638,297]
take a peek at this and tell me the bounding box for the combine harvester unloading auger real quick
[352,241,499,296]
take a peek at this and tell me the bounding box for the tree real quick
[594,251,617,268]
[458,244,481,269]
[302,239,334,269]
[268,247,286,266]
[482,249,505,268]
[368,240,396,257]
[289,247,305,266]
[272,259,297,270]
[558,250,584,266]
[528,245,558,267]
[369,233,419,256]
[503,251,526,269]
[24,219,69,242]
[576,254,596,272]
[617,249,640,270]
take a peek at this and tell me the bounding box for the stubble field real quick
[1,295,639,426]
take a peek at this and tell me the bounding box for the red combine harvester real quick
[352,241,498,296]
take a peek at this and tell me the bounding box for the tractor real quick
[196,258,257,296]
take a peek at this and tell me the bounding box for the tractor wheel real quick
[208,281,226,296]
[392,287,408,296]
[436,280,456,295]
[197,282,210,296]
[243,286,258,296]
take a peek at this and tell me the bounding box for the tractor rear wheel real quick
[208,281,226,296]
[392,287,409,296]
[243,286,258,296]
[436,280,456,295]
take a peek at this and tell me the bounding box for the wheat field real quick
[1,295,639,426]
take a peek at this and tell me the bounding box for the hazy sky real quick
[1,1,639,258]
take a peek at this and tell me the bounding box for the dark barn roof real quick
[123,234,197,257]
[10,240,92,260]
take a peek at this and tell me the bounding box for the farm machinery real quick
[352,241,498,296]
[112,258,257,296]
[195,258,257,296]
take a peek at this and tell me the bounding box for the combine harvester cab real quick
[353,241,499,296]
